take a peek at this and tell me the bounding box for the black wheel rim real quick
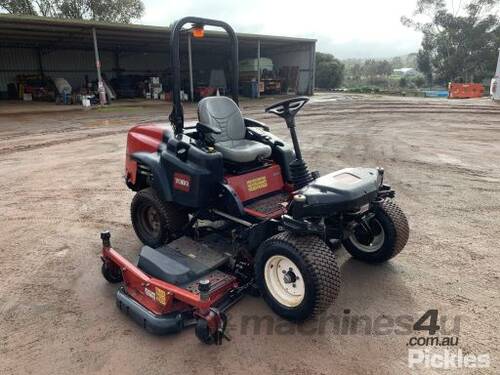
[350,218,385,253]
[138,204,161,238]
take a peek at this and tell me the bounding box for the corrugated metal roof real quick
[0,14,316,52]
[0,15,315,95]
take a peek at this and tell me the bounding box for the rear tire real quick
[255,232,341,321]
[343,199,409,263]
[131,188,189,248]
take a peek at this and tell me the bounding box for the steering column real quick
[265,97,315,189]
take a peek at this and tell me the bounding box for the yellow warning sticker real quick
[155,287,167,305]
[247,176,268,192]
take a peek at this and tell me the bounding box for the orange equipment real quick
[448,83,485,99]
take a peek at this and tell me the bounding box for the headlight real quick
[376,167,384,187]
[293,194,307,203]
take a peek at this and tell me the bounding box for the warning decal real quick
[155,287,167,305]
[246,176,268,192]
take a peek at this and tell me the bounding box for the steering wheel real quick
[265,96,309,120]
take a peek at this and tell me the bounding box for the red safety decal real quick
[173,172,191,192]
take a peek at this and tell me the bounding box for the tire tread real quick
[131,188,188,246]
[262,232,341,319]
[343,198,409,262]
[381,199,409,258]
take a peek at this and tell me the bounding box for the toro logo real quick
[173,172,191,192]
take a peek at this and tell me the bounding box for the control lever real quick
[196,122,221,135]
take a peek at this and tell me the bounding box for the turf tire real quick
[131,188,188,248]
[343,199,409,263]
[255,232,341,321]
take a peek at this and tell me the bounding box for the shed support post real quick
[257,40,261,98]
[114,50,121,78]
[92,27,107,105]
[309,42,316,96]
[188,33,194,102]
[37,48,44,77]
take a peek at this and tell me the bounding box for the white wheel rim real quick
[349,219,385,253]
[264,255,305,307]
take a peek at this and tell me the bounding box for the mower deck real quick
[101,231,241,337]
[116,287,186,334]
[138,234,232,285]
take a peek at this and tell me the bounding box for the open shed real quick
[0,15,316,102]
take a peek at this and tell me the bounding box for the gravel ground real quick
[0,93,499,374]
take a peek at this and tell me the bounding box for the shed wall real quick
[1,40,315,96]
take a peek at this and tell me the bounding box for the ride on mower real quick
[100,17,409,345]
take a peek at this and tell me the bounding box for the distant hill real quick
[343,53,417,70]
[341,53,424,90]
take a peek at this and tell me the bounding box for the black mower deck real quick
[137,234,233,286]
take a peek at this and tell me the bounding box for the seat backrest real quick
[198,96,245,142]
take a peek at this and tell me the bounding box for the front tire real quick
[131,188,189,248]
[255,232,341,321]
[343,199,409,263]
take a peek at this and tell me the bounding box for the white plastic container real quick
[82,96,91,108]
[491,48,500,100]
[53,78,72,95]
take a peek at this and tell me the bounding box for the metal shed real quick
[0,15,316,100]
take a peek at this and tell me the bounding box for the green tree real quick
[402,0,500,83]
[413,75,426,87]
[0,0,145,23]
[0,0,37,15]
[349,63,361,80]
[363,59,378,78]
[316,52,345,89]
[416,49,433,86]
[391,56,403,69]
[376,60,393,76]
[399,77,408,88]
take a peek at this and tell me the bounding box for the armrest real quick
[244,118,270,132]
[196,122,221,135]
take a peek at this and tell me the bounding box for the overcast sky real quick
[140,0,423,59]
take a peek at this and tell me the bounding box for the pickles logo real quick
[408,349,490,370]
[247,176,268,192]
[173,172,191,192]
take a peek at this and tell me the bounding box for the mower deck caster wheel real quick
[195,309,230,345]
[101,263,123,283]
[195,319,216,345]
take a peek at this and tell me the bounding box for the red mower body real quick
[125,124,165,185]
[125,121,294,218]
[100,16,409,346]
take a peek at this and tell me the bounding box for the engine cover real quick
[290,167,380,218]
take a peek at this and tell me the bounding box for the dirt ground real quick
[0,93,499,374]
